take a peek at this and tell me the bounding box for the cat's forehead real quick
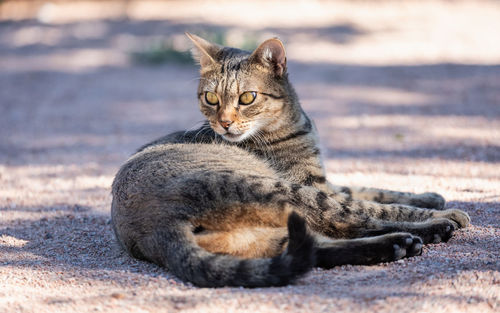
[211,48,252,79]
[199,49,264,93]
[215,47,250,64]
[200,69,261,94]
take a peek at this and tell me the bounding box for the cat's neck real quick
[240,95,316,152]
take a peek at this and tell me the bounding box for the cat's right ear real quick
[186,33,221,68]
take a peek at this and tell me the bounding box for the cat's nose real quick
[219,120,233,130]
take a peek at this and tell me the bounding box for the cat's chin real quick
[218,127,258,143]
[222,132,246,142]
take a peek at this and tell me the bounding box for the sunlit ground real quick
[2,0,500,69]
[0,1,499,312]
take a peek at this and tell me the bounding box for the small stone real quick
[111,292,125,299]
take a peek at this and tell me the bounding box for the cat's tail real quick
[160,212,315,287]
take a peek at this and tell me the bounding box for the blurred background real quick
[1,2,499,311]
[1,0,499,213]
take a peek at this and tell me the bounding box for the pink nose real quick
[219,120,233,130]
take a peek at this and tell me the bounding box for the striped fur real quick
[111,34,470,287]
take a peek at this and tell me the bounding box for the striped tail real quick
[159,212,315,287]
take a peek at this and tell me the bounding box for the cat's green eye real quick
[205,92,219,105]
[239,91,257,105]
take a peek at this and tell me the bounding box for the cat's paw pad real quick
[433,232,446,243]
[392,234,423,260]
[411,192,446,209]
[434,209,470,229]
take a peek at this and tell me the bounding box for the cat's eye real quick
[239,91,257,105]
[205,92,219,105]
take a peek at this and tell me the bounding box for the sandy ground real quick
[1,1,499,312]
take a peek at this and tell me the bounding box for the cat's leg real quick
[314,232,423,268]
[197,174,467,245]
[342,200,470,243]
[194,224,424,268]
[327,182,446,210]
[358,219,459,244]
[195,221,424,267]
[317,196,469,243]
[277,183,469,243]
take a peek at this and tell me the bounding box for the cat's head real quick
[187,33,293,143]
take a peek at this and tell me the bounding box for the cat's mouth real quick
[213,123,255,142]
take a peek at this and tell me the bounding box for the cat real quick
[111,33,470,287]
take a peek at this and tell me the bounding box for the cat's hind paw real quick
[391,233,423,260]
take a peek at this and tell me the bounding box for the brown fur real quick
[195,227,288,258]
[111,33,470,287]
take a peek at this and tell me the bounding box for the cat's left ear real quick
[249,38,287,76]
[186,32,221,68]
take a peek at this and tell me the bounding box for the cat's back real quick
[112,143,276,198]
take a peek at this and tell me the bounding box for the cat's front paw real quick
[433,209,470,229]
[411,192,446,209]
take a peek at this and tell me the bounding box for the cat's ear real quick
[186,32,221,68]
[249,38,287,76]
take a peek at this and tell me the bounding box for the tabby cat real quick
[111,33,470,287]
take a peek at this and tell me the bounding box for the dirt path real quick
[1,1,499,312]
